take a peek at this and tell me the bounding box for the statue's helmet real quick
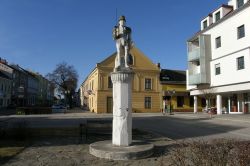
[119,15,126,22]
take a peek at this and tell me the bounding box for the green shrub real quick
[169,139,250,166]
[16,107,52,115]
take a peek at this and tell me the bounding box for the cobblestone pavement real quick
[1,111,250,165]
[1,131,174,166]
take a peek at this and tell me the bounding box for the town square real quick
[0,0,250,165]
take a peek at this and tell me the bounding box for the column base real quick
[89,140,154,160]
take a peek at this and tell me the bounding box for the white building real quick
[187,0,250,114]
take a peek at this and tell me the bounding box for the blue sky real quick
[0,0,227,86]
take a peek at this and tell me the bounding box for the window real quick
[145,78,152,90]
[237,25,245,39]
[108,76,112,88]
[237,56,245,70]
[237,0,244,8]
[145,97,151,109]
[177,96,184,107]
[203,20,208,29]
[215,63,221,75]
[189,97,194,107]
[215,36,221,48]
[215,11,221,22]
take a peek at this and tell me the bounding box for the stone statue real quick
[112,15,133,71]
[89,15,154,160]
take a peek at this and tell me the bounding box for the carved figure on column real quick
[89,15,154,160]
[112,15,133,71]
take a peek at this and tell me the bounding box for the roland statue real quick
[112,15,133,71]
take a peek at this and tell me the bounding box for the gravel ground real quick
[1,130,174,166]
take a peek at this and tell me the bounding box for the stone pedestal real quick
[89,69,154,160]
[111,70,134,146]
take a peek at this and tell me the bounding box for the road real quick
[1,111,250,141]
[134,114,250,141]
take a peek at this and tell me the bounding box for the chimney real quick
[157,63,161,69]
[0,58,8,64]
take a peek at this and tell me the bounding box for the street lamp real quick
[167,89,175,115]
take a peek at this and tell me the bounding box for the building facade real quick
[26,71,39,106]
[30,71,54,106]
[160,69,205,112]
[0,60,13,108]
[80,47,161,113]
[161,69,204,112]
[187,0,250,114]
[10,65,29,107]
[9,64,54,107]
[0,72,12,108]
[0,58,54,107]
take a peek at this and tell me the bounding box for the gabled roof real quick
[9,64,28,75]
[188,1,250,42]
[160,69,186,84]
[81,46,160,86]
[98,52,117,66]
[98,46,160,71]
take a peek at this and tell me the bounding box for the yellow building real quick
[80,47,161,113]
[160,69,204,112]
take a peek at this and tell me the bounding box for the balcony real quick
[188,73,208,85]
[187,35,211,86]
[188,48,200,62]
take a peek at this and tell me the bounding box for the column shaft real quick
[217,94,222,115]
[194,96,198,113]
[111,71,134,146]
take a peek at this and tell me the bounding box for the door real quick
[107,97,113,113]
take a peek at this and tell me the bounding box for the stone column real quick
[111,70,134,146]
[228,97,231,113]
[237,93,243,113]
[194,96,198,114]
[217,94,222,115]
[205,99,209,111]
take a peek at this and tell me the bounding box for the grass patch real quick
[0,140,27,164]
[0,147,24,158]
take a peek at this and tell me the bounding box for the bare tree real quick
[46,62,79,108]
[200,88,216,112]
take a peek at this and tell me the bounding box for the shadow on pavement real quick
[133,116,247,140]
[0,113,248,165]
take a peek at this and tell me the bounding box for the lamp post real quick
[167,89,175,115]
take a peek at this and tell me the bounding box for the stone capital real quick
[111,71,134,84]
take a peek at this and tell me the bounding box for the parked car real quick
[51,104,66,113]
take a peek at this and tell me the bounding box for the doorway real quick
[107,97,113,113]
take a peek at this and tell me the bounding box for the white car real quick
[52,104,66,113]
